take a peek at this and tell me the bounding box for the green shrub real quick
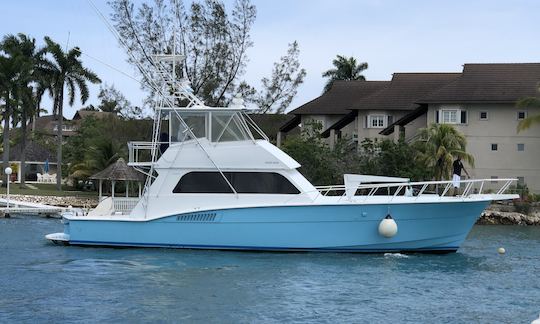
[515,201,531,215]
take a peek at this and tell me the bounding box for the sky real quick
[1,0,540,118]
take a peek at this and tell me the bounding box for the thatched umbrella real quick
[90,158,145,199]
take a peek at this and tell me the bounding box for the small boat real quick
[46,53,518,253]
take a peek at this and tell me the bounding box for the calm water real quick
[0,216,539,323]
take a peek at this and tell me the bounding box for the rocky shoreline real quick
[479,202,540,225]
[1,194,539,225]
[478,210,540,225]
[0,194,98,209]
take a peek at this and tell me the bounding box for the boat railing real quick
[112,197,140,215]
[314,178,518,201]
[128,141,165,167]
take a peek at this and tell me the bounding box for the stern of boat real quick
[45,216,71,245]
[45,232,70,245]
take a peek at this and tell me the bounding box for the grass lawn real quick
[0,183,98,197]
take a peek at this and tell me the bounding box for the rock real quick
[0,194,98,208]
[477,209,540,225]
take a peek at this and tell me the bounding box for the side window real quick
[173,172,300,194]
[440,109,458,124]
[230,173,300,194]
[173,172,233,193]
[480,111,488,120]
[367,115,388,128]
[438,107,466,124]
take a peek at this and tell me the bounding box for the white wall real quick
[427,104,540,192]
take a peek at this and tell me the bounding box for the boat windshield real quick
[169,109,253,143]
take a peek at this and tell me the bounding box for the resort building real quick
[280,63,540,192]
[32,115,77,137]
[9,141,57,183]
[7,109,116,184]
[32,109,116,138]
[278,80,388,146]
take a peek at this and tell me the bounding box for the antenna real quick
[172,0,178,82]
[65,31,71,52]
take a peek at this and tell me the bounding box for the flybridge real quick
[128,107,269,168]
[127,50,269,171]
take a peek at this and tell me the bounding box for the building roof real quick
[247,113,299,139]
[90,158,145,182]
[379,105,428,136]
[352,73,461,111]
[321,111,358,137]
[420,63,540,104]
[73,109,116,120]
[10,141,56,163]
[32,114,65,129]
[289,80,389,115]
[279,115,301,133]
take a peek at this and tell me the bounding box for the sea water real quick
[0,216,539,323]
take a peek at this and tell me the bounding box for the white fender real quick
[378,215,398,238]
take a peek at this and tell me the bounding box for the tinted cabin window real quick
[174,172,233,193]
[173,172,300,194]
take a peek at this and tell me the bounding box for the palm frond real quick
[74,76,90,103]
[322,54,368,92]
[516,97,540,108]
[66,78,76,106]
[517,114,540,132]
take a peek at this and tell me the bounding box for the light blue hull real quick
[59,200,490,253]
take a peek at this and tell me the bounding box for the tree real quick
[0,34,38,186]
[13,85,36,187]
[65,115,153,184]
[322,55,368,92]
[98,83,143,118]
[516,86,540,131]
[415,123,474,181]
[41,36,101,190]
[9,35,52,187]
[69,140,122,181]
[110,0,255,106]
[109,0,305,112]
[252,42,306,113]
[281,121,338,185]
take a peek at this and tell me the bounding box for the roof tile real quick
[289,80,389,115]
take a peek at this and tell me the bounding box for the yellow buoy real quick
[498,247,506,254]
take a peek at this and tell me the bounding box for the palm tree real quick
[16,84,44,187]
[69,140,121,180]
[0,34,36,186]
[322,55,368,92]
[516,86,540,131]
[31,70,54,134]
[415,123,474,181]
[42,37,101,190]
[8,35,50,187]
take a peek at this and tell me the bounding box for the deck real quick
[0,198,66,217]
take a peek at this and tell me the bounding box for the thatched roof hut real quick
[90,158,145,198]
[90,158,144,182]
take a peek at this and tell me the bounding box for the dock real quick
[0,198,67,218]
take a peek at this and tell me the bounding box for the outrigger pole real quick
[88,0,240,218]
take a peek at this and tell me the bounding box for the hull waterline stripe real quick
[68,240,459,252]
